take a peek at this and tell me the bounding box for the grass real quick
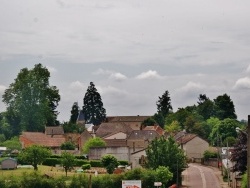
[0,165,80,178]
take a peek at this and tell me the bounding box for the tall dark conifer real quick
[70,102,79,124]
[83,82,106,125]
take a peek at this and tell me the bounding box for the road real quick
[182,163,223,188]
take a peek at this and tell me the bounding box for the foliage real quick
[90,160,103,167]
[146,136,186,185]
[203,150,218,161]
[153,113,165,128]
[42,158,61,166]
[241,173,247,188]
[2,64,60,136]
[61,152,76,177]
[0,136,22,150]
[62,122,84,133]
[214,93,237,120]
[18,145,51,170]
[156,90,173,117]
[101,154,119,174]
[223,136,236,147]
[82,164,91,170]
[83,82,106,125]
[60,141,75,150]
[155,166,173,188]
[164,120,181,134]
[83,137,106,153]
[69,174,89,188]
[197,94,215,120]
[70,102,79,124]
[141,117,156,127]
[231,129,247,174]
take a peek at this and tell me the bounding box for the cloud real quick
[46,66,57,73]
[93,68,113,75]
[233,77,250,90]
[178,81,205,97]
[135,70,163,80]
[109,72,127,81]
[69,81,85,91]
[246,65,250,73]
[0,85,6,94]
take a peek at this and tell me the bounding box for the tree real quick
[18,145,51,170]
[61,152,75,176]
[61,141,75,150]
[214,93,237,120]
[101,154,119,174]
[156,90,173,118]
[153,113,165,128]
[2,64,60,134]
[141,117,156,127]
[197,94,215,120]
[70,102,79,124]
[164,120,181,134]
[83,137,106,153]
[231,129,247,174]
[155,166,173,188]
[146,136,186,185]
[82,82,106,125]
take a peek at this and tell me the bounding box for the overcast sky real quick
[1,0,250,122]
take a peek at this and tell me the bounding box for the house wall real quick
[183,137,209,159]
[130,150,146,169]
[127,140,148,149]
[89,146,130,161]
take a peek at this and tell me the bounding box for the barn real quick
[1,158,17,170]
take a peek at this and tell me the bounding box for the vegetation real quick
[83,137,106,153]
[18,145,51,170]
[83,82,106,126]
[2,64,60,137]
[146,136,186,186]
[60,141,75,150]
[61,152,76,177]
[101,154,119,174]
[70,102,79,124]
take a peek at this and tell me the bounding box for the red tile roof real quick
[20,132,65,148]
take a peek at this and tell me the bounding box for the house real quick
[45,126,64,137]
[130,149,147,169]
[95,122,133,138]
[106,116,151,130]
[19,132,65,151]
[175,133,209,161]
[127,130,160,151]
[1,158,17,170]
[143,125,165,136]
[78,130,93,150]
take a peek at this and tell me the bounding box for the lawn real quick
[0,165,81,178]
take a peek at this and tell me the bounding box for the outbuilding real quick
[1,158,17,170]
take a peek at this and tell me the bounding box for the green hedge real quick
[90,160,103,167]
[82,164,91,170]
[42,158,61,166]
[118,160,129,166]
[75,159,90,167]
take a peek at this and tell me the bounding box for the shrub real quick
[42,158,61,166]
[90,160,103,167]
[203,150,218,161]
[82,164,91,170]
[75,159,90,167]
[118,160,128,166]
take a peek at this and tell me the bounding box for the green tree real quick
[61,151,75,176]
[164,120,181,134]
[146,136,186,186]
[2,64,60,134]
[156,90,173,118]
[155,166,173,188]
[153,113,165,128]
[0,136,22,150]
[141,117,156,127]
[197,94,215,120]
[18,145,51,170]
[61,141,75,150]
[214,93,237,120]
[83,82,106,125]
[101,154,119,174]
[70,102,79,124]
[83,137,106,153]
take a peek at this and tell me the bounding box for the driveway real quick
[181,163,229,188]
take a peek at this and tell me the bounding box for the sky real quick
[0,0,250,122]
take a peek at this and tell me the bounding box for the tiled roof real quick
[45,126,64,135]
[127,130,160,141]
[21,132,65,147]
[95,122,133,138]
[175,133,197,144]
[106,116,151,122]
[143,125,165,135]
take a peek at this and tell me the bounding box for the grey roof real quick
[127,130,160,141]
[45,126,64,135]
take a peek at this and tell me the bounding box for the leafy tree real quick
[0,113,12,139]
[0,136,22,150]
[70,102,79,124]
[209,118,239,146]
[61,141,75,150]
[231,129,247,174]
[164,120,181,134]
[2,64,60,134]
[156,90,173,117]
[214,93,237,120]
[62,121,84,133]
[18,145,51,170]
[141,117,156,127]
[61,151,76,176]
[197,94,215,120]
[83,82,106,125]
[155,166,173,188]
[146,136,186,186]
[83,137,106,153]
[153,113,165,128]
[101,154,119,174]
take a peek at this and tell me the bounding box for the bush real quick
[203,150,218,161]
[82,164,91,170]
[75,159,90,167]
[118,160,128,166]
[90,160,103,167]
[42,158,61,166]
[60,141,75,150]
[69,175,89,188]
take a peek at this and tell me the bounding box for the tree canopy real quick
[156,90,173,117]
[82,137,106,153]
[2,64,60,135]
[61,151,76,176]
[83,82,106,126]
[70,102,79,124]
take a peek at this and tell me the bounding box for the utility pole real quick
[247,115,250,188]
